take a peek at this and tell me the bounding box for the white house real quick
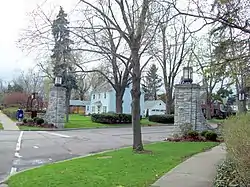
[144,100,166,116]
[87,82,145,116]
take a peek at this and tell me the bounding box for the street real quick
[0,126,175,182]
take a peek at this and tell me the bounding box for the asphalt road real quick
[0,126,175,182]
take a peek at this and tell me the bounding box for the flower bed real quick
[17,117,57,128]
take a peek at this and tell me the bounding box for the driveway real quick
[0,126,175,182]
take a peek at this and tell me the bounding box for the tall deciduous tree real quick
[51,7,78,122]
[192,36,228,119]
[143,64,162,100]
[78,0,165,151]
[152,13,192,114]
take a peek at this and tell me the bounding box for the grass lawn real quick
[7,142,218,187]
[65,114,156,129]
[207,118,225,124]
[0,123,3,130]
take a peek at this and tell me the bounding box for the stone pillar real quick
[174,84,208,133]
[45,86,66,128]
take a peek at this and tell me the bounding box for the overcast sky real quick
[0,0,208,90]
[0,0,79,82]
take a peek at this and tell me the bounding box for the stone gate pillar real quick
[174,84,208,132]
[45,86,66,128]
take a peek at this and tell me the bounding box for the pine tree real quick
[143,64,163,100]
[51,7,77,122]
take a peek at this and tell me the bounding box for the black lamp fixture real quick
[55,76,62,87]
[238,89,245,101]
[183,67,193,84]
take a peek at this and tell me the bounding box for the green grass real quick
[0,123,3,130]
[7,142,218,187]
[207,118,225,124]
[65,114,156,129]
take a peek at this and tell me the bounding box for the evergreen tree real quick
[143,64,163,100]
[51,7,77,122]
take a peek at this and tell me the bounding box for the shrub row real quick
[148,115,174,124]
[91,113,132,124]
[223,114,250,185]
[166,129,219,142]
[19,117,56,128]
[214,159,246,187]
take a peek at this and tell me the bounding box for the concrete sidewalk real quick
[151,144,226,187]
[0,111,19,130]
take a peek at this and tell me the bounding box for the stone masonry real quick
[174,84,208,133]
[45,86,66,128]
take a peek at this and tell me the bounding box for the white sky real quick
[0,0,79,82]
[0,0,208,90]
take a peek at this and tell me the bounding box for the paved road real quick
[0,126,175,182]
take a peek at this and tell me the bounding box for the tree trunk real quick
[131,49,143,152]
[206,93,212,120]
[116,93,123,114]
[165,84,172,114]
[65,89,71,123]
[80,93,84,101]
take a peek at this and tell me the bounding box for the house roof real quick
[92,82,114,93]
[69,100,90,106]
[144,100,165,109]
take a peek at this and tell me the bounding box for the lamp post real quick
[55,76,62,87]
[182,67,193,84]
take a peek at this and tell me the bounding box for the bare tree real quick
[170,0,250,34]
[192,36,228,119]
[74,73,91,101]
[76,0,168,151]
[13,69,45,97]
[151,10,192,114]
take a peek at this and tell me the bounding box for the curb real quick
[3,124,174,132]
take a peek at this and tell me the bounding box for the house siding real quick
[90,84,145,115]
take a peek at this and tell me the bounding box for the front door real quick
[97,106,101,114]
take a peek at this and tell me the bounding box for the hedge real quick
[148,115,174,124]
[91,113,132,124]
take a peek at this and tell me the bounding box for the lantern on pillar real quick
[183,67,193,84]
[55,76,62,87]
[238,89,245,101]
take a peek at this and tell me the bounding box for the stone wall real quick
[45,86,66,128]
[174,84,208,133]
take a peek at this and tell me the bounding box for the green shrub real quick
[91,113,132,124]
[200,130,209,137]
[224,114,250,184]
[23,118,27,123]
[148,115,174,124]
[214,158,246,187]
[36,118,45,125]
[204,131,217,141]
[33,117,39,122]
[27,118,34,123]
[187,130,199,138]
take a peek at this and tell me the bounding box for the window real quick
[104,92,106,99]
[103,106,107,113]
[92,106,95,113]
[93,94,95,99]
[99,94,101,99]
